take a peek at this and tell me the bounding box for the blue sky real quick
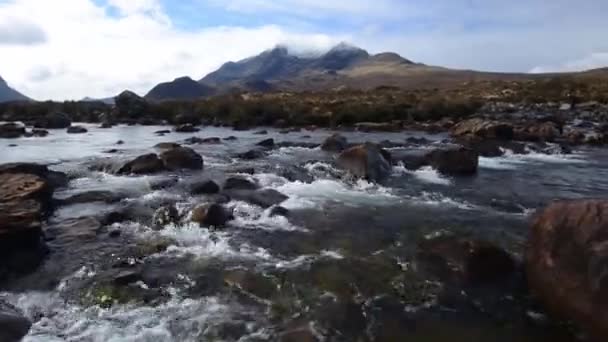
[1,0,608,100]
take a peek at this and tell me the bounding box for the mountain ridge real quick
[0,75,30,103]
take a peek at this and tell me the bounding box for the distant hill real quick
[0,75,29,103]
[145,76,215,102]
[81,96,115,105]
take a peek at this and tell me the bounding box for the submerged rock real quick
[118,154,166,175]
[152,204,180,229]
[337,143,392,182]
[223,177,258,191]
[0,301,31,342]
[224,189,288,209]
[257,138,275,148]
[190,180,221,195]
[58,190,124,206]
[321,133,348,152]
[174,124,200,133]
[154,142,181,150]
[417,234,516,286]
[237,149,266,160]
[527,200,608,341]
[159,147,204,171]
[66,125,88,134]
[191,203,233,227]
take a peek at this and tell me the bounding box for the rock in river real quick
[527,200,608,341]
[0,122,25,139]
[424,147,478,176]
[450,118,514,140]
[321,133,348,152]
[118,154,166,175]
[191,203,233,227]
[0,300,31,342]
[66,125,88,134]
[337,143,392,182]
[159,147,204,171]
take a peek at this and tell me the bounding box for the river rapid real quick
[2,123,607,342]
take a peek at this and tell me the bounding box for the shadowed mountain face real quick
[0,76,29,103]
[145,76,215,101]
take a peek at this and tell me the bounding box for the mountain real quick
[81,96,115,105]
[194,42,492,93]
[0,75,29,103]
[145,76,215,101]
[148,42,600,100]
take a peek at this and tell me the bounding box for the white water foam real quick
[393,164,452,185]
[409,191,477,210]
[229,201,307,232]
[275,179,398,209]
[1,290,257,342]
[480,150,588,170]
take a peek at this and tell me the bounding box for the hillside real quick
[0,75,29,103]
[145,76,216,102]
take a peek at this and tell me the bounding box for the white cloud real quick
[0,0,340,100]
[530,52,608,73]
[0,16,46,45]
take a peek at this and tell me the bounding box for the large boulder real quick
[118,154,166,175]
[450,118,514,140]
[159,147,203,171]
[527,200,608,341]
[337,143,392,182]
[0,122,25,139]
[34,112,71,129]
[321,133,348,152]
[0,301,31,342]
[424,147,478,176]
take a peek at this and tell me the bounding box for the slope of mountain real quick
[145,76,215,101]
[0,75,29,103]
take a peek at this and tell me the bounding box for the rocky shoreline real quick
[1,115,607,340]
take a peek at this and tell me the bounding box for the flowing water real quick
[2,123,607,341]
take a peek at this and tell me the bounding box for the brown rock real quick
[191,203,232,227]
[337,143,392,182]
[118,154,166,175]
[527,200,608,341]
[321,133,348,152]
[159,146,203,171]
[450,118,514,140]
[424,147,478,175]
